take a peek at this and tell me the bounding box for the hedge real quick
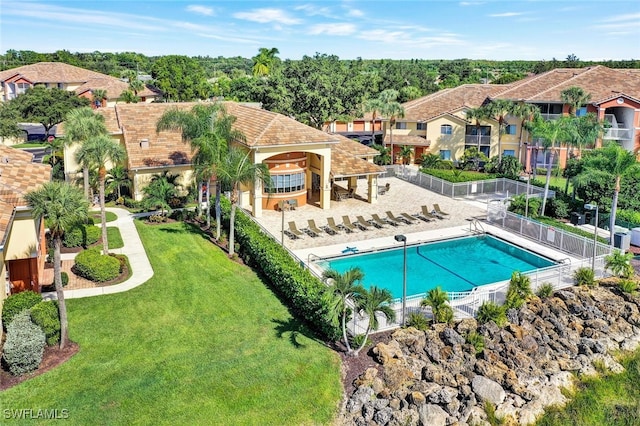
[74,247,121,282]
[421,168,497,183]
[63,224,100,248]
[2,311,46,376]
[30,301,61,346]
[220,198,339,341]
[2,290,42,330]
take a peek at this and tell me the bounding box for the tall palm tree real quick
[363,97,384,144]
[561,86,591,117]
[563,113,606,194]
[529,116,571,215]
[25,182,89,349]
[129,79,144,96]
[485,99,514,163]
[322,267,366,355]
[106,165,132,200]
[252,47,280,77]
[379,89,405,165]
[465,106,490,155]
[217,147,270,257]
[420,287,453,324]
[510,103,541,170]
[575,142,639,244]
[75,134,126,255]
[63,107,108,198]
[352,286,395,356]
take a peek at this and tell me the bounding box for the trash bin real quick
[570,212,585,225]
[631,227,640,246]
[614,232,631,251]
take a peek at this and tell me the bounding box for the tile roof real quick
[383,134,430,146]
[333,135,379,157]
[330,147,385,178]
[493,66,640,104]
[0,145,51,239]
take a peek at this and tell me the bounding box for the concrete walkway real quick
[44,207,154,300]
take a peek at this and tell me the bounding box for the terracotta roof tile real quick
[333,135,379,157]
[330,148,385,178]
[383,134,430,146]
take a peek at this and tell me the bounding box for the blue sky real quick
[1,1,639,60]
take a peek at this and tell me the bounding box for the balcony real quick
[464,135,491,145]
[603,128,632,141]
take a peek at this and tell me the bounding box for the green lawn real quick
[106,227,124,249]
[90,210,118,223]
[3,222,342,425]
[537,348,640,426]
[11,142,48,148]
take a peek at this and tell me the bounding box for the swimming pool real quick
[323,235,555,299]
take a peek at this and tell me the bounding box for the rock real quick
[373,407,393,425]
[362,404,375,422]
[621,334,640,351]
[383,360,416,392]
[347,386,375,413]
[410,391,426,406]
[591,353,625,374]
[354,367,378,388]
[518,400,544,426]
[373,340,404,365]
[471,375,506,405]
[418,403,449,426]
[456,318,478,336]
[389,408,419,426]
[392,327,427,353]
[423,363,458,386]
[442,327,466,346]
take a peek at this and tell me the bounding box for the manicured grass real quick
[532,175,573,195]
[536,217,608,244]
[11,142,48,148]
[106,227,124,249]
[537,348,640,426]
[90,210,118,223]
[3,222,342,424]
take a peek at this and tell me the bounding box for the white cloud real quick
[233,8,301,25]
[347,9,364,17]
[186,5,215,16]
[294,4,333,17]
[488,12,525,18]
[600,12,640,23]
[308,23,357,36]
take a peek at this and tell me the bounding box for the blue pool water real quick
[324,235,555,299]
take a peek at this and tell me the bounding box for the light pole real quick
[524,171,532,218]
[394,234,407,326]
[584,203,598,274]
[280,201,285,246]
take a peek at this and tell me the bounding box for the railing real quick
[385,166,554,201]
[603,128,632,140]
[470,218,485,234]
[486,205,613,264]
[464,135,491,145]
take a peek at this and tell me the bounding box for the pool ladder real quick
[470,218,486,235]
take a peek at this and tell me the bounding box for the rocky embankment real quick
[340,285,640,425]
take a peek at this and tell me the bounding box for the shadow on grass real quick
[273,317,319,349]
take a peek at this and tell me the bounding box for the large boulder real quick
[418,403,449,426]
[471,375,506,406]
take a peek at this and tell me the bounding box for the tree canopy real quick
[151,55,209,101]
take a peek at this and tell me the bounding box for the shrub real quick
[63,224,100,248]
[605,250,634,279]
[147,214,166,223]
[504,271,532,309]
[220,198,339,340]
[406,312,430,331]
[536,283,555,299]
[30,301,60,346]
[74,247,121,282]
[466,331,485,355]
[574,267,595,286]
[2,311,46,376]
[350,334,371,350]
[619,279,638,295]
[477,301,507,327]
[123,197,140,209]
[546,197,569,219]
[2,290,42,329]
[170,209,185,221]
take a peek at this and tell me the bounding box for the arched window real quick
[440,124,452,135]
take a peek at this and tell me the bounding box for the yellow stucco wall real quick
[4,216,39,261]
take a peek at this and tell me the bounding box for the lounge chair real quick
[355,215,374,230]
[371,214,392,227]
[286,221,305,239]
[341,215,359,232]
[386,211,409,225]
[433,204,450,217]
[306,219,324,237]
[325,217,342,235]
[422,205,442,220]
[400,212,418,224]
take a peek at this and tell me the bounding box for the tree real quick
[63,107,108,198]
[604,250,634,279]
[0,102,23,139]
[485,99,514,163]
[129,79,144,96]
[363,97,384,143]
[372,144,391,166]
[574,142,639,244]
[563,113,606,194]
[75,134,126,254]
[322,267,366,356]
[352,286,395,355]
[399,145,413,165]
[10,86,90,138]
[151,55,208,101]
[561,86,591,117]
[25,182,89,349]
[378,89,405,165]
[510,103,540,167]
[529,116,571,215]
[106,165,132,200]
[465,106,490,156]
[420,287,453,324]
[398,86,422,103]
[91,89,107,108]
[142,172,179,216]
[119,90,138,104]
[252,47,280,77]
[504,271,532,309]
[217,147,270,257]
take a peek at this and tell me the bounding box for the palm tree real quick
[142,172,179,216]
[25,182,89,349]
[561,86,591,117]
[372,144,391,166]
[91,89,107,108]
[106,165,132,200]
[465,106,490,158]
[575,142,639,244]
[129,79,144,96]
[485,99,514,164]
[352,286,395,355]
[75,134,126,255]
[322,267,366,355]
[529,116,571,215]
[363,97,384,144]
[379,90,405,165]
[252,47,280,77]
[399,145,413,165]
[510,102,540,168]
[217,147,270,257]
[119,89,138,103]
[63,107,108,198]
[420,287,453,324]
[563,113,606,194]
[604,250,634,279]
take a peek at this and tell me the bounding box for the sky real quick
[1,1,639,61]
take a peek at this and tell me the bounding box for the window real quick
[440,124,452,135]
[57,83,64,89]
[395,122,407,129]
[268,172,305,193]
[417,122,427,130]
[576,107,587,117]
[503,150,515,157]
[439,150,451,160]
[505,125,517,135]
